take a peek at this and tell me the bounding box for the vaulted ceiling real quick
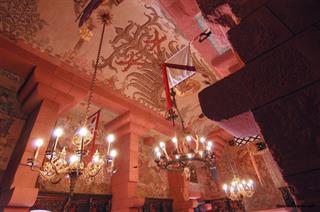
[0,0,237,136]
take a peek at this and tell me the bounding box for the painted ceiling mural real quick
[0,0,219,136]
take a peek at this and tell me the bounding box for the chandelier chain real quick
[84,21,107,124]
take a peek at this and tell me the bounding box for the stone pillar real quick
[105,112,148,212]
[198,1,320,210]
[168,172,197,212]
[0,99,60,211]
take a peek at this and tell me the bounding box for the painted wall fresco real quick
[189,166,220,199]
[216,143,286,211]
[137,139,169,198]
[0,68,26,181]
[0,0,218,136]
[38,102,118,194]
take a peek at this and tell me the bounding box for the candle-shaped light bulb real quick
[154,147,160,153]
[171,137,178,150]
[33,138,44,160]
[159,141,170,159]
[35,138,44,147]
[78,127,88,137]
[172,137,178,144]
[106,134,115,154]
[206,141,213,151]
[187,153,193,159]
[69,154,79,164]
[199,151,204,157]
[52,128,63,152]
[156,151,161,158]
[223,184,228,191]
[175,155,180,159]
[186,135,192,142]
[110,149,117,158]
[200,137,206,143]
[106,134,115,143]
[159,141,165,149]
[53,128,63,137]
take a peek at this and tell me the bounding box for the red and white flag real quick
[87,109,101,159]
[165,45,196,88]
[162,45,196,110]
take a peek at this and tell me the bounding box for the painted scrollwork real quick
[0,0,46,41]
[97,6,168,110]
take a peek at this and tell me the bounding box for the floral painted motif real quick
[0,0,46,41]
[137,140,169,198]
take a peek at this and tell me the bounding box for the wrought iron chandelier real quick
[222,176,255,200]
[154,133,216,174]
[27,12,116,195]
[155,61,216,176]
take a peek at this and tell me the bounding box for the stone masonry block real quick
[228,6,292,63]
[267,0,320,34]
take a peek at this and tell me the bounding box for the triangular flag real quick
[165,45,196,88]
[87,109,101,160]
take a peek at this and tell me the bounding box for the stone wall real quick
[217,143,286,211]
[137,139,170,198]
[198,0,320,210]
[0,69,26,182]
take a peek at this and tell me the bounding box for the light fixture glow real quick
[223,184,228,191]
[159,141,165,148]
[154,147,160,153]
[53,128,63,137]
[93,155,100,163]
[172,137,178,144]
[78,127,88,137]
[69,154,79,164]
[186,135,192,142]
[106,134,115,143]
[34,138,44,147]
[110,149,117,158]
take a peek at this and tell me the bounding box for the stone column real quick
[105,112,148,212]
[0,99,60,211]
[168,172,198,212]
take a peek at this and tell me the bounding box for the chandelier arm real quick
[50,175,64,184]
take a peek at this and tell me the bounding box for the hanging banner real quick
[165,45,196,88]
[87,109,101,159]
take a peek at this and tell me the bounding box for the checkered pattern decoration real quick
[233,135,261,146]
